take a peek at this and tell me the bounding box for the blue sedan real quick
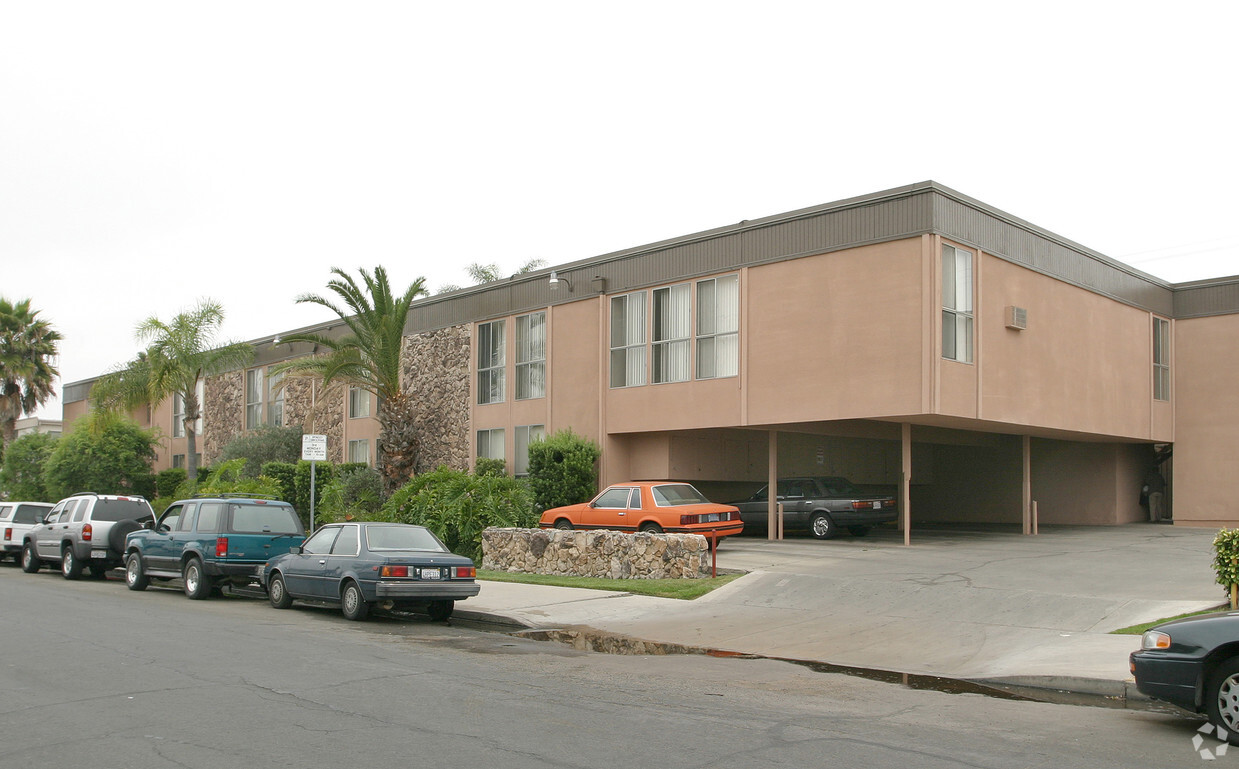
[261,522,480,621]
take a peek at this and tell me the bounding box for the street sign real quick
[301,434,327,462]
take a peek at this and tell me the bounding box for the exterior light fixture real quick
[549,271,572,291]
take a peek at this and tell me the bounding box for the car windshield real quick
[90,499,154,522]
[230,504,302,534]
[366,526,448,552]
[651,484,710,506]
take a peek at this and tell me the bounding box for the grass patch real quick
[1111,604,1230,635]
[478,569,744,600]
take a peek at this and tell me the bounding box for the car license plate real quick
[873,502,882,509]
[705,514,719,522]
[91,550,109,559]
[420,568,441,580]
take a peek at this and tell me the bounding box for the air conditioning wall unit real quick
[1005,305,1028,330]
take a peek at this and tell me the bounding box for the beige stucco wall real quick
[976,253,1172,441]
[1172,314,1239,526]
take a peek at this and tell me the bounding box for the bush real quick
[172,458,284,500]
[262,461,297,505]
[155,467,187,499]
[1214,528,1239,606]
[218,425,305,477]
[319,465,384,523]
[526,429,601,512]
[43,412,158,500]
[0,432,57,501]
[377,465,536,561]
[294,460,336,530]
[474,457,506,478]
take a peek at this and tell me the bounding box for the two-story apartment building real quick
[62,182,1239,530]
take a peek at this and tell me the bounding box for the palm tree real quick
[92,300,253,482]
[273,266,427,494]
[0,298,62,451]
[438,258,547,294]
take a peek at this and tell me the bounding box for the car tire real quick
[639,522,663,534]
[61,546,83,579]
[125,551,150,591]
[554,519,573,531]
[21,543,40,573]
[268,573,293,609]
[1206,657,1239,739]
[341,580,369,621]
[182,557,211,600]
[427,600,454,622]
[810,513,837,540]
[848,525,871,537]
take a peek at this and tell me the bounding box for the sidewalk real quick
[457,523,1224,705]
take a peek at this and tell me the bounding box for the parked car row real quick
[9,492,480,622]
[537,477,898,542]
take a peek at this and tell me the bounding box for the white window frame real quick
[515,312,546,400]
[349,386,371,419]
[514,424,545,477]
[245,368,264,429]
[348,439,371,465]
[652,283,691,384]
[610,291,647,388]
[1154,317,1171,401]
[696,275,739,380]
[942,244,974,364]
[478,320,506,405]
[172,393,186,438]
[477,428,505,462]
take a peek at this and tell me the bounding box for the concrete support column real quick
[1022,435,1032,535]
[768,430,779,541]
[902,422,912,547]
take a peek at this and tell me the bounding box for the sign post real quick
[301,434,328,532]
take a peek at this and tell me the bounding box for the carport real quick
[608,420,1158,544]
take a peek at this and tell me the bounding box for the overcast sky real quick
[3,1,1237,421]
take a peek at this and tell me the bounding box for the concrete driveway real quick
[465,523,1223,692]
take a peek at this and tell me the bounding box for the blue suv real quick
[123,495,305,599]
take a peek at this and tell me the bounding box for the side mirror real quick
[289,545,303,555]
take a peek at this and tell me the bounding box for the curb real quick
[458,608,1179,713]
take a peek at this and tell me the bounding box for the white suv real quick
[21,493,155,579]
[1,501,54,562]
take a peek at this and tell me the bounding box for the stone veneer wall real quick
[203,371,243,461]
[283,378,345,463]
[402,325,470,473]
[482,528,711,579]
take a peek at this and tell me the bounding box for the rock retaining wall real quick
[482,527,711,579]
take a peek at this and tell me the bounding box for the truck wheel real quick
[183,557,211,600]
[125,551,150,591]
[61,546,84,579]
[21,543,41,573]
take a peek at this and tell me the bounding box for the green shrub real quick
[526,429,601,512]
[218,425,304,477]
[1214,528,1239,605]
[474,457,506,478]
[155,467,187,499]
[262,461,297,505]
[377,465,536,561]
[0,432,57,501]
[172,458,284,500]
[43,412,158,499]
[294,460,336,529]
[319,465,384,522]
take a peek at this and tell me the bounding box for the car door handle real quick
[318,559,327,564]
